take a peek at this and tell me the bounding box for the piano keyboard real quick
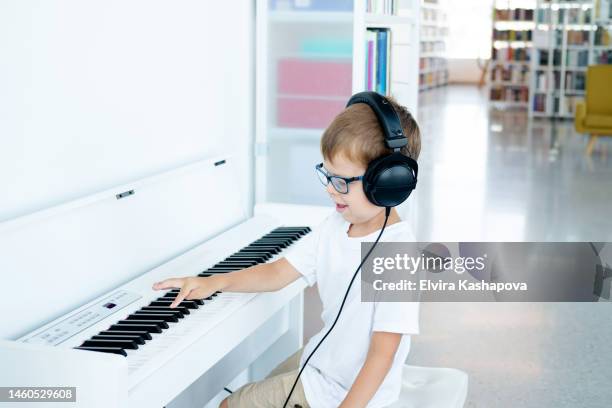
[71,226,311,364]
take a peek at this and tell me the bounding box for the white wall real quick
[0,0,254,222]
[0,0,255,340]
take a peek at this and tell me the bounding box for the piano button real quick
[74,346,127,357]
[110,323,163,333]
[141,306,189,315]
[92,334,146,345]
[81,339,138,350]
[99,330,152,340]
[118,319,169,329]
[149,300,198,309]
[129,313,179,323]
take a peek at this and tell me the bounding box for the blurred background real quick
[256,1,612,406]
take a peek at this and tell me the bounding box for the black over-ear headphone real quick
[346,91,418,207]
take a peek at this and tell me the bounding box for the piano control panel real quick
[21,290,142,346]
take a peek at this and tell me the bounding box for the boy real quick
[153,95,421,407]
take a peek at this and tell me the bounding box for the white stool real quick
[386,365,468,408]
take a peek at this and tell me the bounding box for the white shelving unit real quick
[529,0,612,118]
[255,0,420,204]
[419,0,448,91]
[488,0,537,108]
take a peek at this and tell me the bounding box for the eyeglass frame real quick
[315,162,364,194]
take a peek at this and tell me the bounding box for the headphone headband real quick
[346,91,408,151]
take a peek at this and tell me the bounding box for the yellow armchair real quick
[574,65,612,155]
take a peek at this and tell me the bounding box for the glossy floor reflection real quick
[266,85,612,408]
[409,86,612,407]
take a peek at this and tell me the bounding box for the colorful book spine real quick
[364,28,390,94]
[367,39,374,90]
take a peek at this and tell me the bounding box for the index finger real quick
[170,285,193,308]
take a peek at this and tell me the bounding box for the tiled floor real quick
[266,85,612,407]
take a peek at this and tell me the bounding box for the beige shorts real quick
[226,348,310,408]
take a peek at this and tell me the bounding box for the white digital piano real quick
[0,155,332,408]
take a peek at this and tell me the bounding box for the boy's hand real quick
[152,276,222,308]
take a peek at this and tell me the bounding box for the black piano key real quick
[92,334,146,345]
[253,238,291,244]
[81,339,138,350]
[117,319,168,329]
[74,346,127,357]
[128,313,179,323]
[198,273,213,277]
[262,233,300,239]
[240,247,281,254]
[141,306,189,315]
[215,261,258,267]
[224,256,267,263]
[230,252,272,259]
[206,266,240,270]
[99,330,152,340]
[249,242,287,248]
[110,323,163,333]
[149,300,198,309]
[157,296,204,306]
[273,227,309,235]
[134,310,183,319]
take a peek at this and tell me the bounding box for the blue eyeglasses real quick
[315,163,364,194]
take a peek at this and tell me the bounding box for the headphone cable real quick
[282,207,391,408]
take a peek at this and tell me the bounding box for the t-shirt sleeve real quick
[372,301,420,335]
[283,219,325,287]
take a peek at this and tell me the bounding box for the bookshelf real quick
[529,0,612,118]
[419,0,449,91]
[255,0,420,203]
[489,0,537,108]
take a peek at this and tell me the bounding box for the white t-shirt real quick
[284,211,420,408]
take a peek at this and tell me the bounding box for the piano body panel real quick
[1,178,330,408]
[130,280,305,407]
[0,155,250,342]
[0,339,128,408]
[160,290,304,408]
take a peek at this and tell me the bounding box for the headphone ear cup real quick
[363,153,417,207]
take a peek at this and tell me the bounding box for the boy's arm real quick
[152,258,301,307]
[339,331,402,408]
